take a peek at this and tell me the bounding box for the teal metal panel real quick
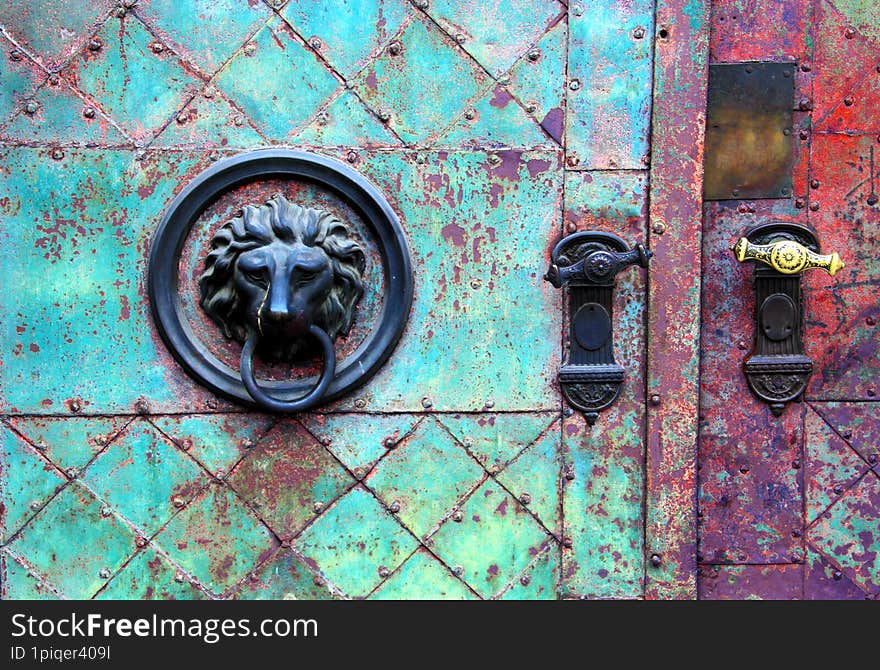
[566,0,655,169]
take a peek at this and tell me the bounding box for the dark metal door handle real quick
[544,231,652,425]
[731,222,845,415]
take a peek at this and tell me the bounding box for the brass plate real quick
[703,62,796,201]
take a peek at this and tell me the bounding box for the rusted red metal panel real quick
[698,0,880,599]
[645,0,711,599]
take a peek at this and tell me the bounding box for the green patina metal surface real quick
[0,0,707,600]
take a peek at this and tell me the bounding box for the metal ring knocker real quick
[240,325,335,412]
[147,149,413,413]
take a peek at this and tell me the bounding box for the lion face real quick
[198,194,365,361]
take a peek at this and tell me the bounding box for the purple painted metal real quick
[645,0,711,599]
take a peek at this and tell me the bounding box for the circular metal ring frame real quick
[147,149,413,410]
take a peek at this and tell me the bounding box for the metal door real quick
[698,0,880,599]
[0,1,709,599]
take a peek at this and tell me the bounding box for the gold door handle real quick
[731,237,845,276]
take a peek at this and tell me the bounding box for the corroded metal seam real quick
[645,0,711,599]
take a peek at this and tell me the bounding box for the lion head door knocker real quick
[199,196,366,411]
[148,150,413,412]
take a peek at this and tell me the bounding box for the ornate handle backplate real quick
[731,222,844,416]
[544,231,651,425]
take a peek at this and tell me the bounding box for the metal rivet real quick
[312,501,324,513]
[455,33,466,43]
[100,505,112,517]
[135,399,149,414]
[88,39,103,51]
[526,103,537,113]
[51,148,64,160]
[792,459,801,469]
[799,129,809,140]
[98,568,111,579]
[527,48,541,61]
[566,155,580,167]
[464,109,475,120]
[649,393,661,406]
[798,97,812,111]
[732,188,740,197]
[568,79,580,91]
[842,430,853,440]
[82,106,96,119]
[452,565,464,576]
[563,407,574,417]
[520,574,531,586]
[176,112,187,124]
[421,396,433,409]
[25,101,38,115]
[844,26,856,39]
[650,553,662,567]
[388,42,402,56]
[833,484,844,495]
[452,509,463,522]
[563,537,573,548]
[135,536,148,547]
[809,202,820,211]
[389,501,401,513]
[801,62,811,72]
[174,572,185,583]
[795,198,805,209]
[520,493,531,505]
[868,388,877,397]
[353,467,365,479]
[378,109,391,123]
[244,43,257,56]
[633,27,645,39]
[782,128,791,136]
[115,6,127,18]
[867,316,877,326]
[844,96,854,106]
[782,69,791,78]
[564,470,575,481]
[67,467,78,478]
[739,464,750,474]
[832,570,843,580]
[354,398,366,409]
[567,222,577,233]
[737,340,748,350]
[744,65,753,73]
[68,398,81,412]
[868,194,879,205]
[35,440,48,451]
[172,496,185,508]
[792,528,802,538]
[9,50,22,61]
[868,454,877,464]
[151,42,164,54]
[415,0,428,8]
[484,399,494,409]
[346,150,358,164]
[30,500,41,510]
[791,552,802,563]
[652,221,666,235]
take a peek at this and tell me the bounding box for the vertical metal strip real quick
[645,0,711,599]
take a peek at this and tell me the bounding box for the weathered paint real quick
[646,0,711,598]
[0,0,717,600]
[697,0,880,599]
[566,0,655,169]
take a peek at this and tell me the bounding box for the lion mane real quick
[198,194,365,358]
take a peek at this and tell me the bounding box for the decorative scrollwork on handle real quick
[732,237,844,276]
